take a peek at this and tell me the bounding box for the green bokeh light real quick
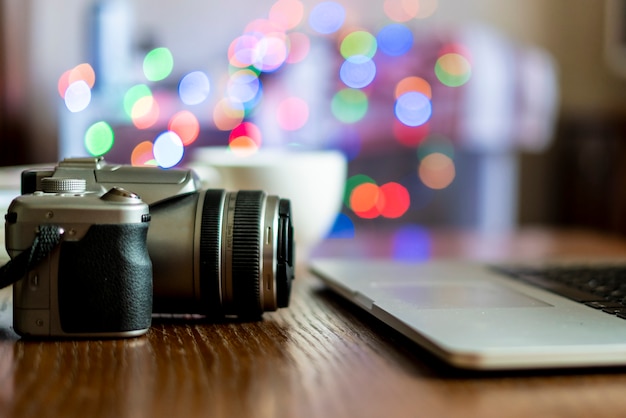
[434,54,472,87]
[85,121,114,156]
[123,84,152,118]
[340,31,377,59]
[143,47,174,82]
[331,89,368,123]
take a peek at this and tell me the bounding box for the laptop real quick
[309,257,626,370]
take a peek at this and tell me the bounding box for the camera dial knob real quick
[101,187,142,203]
[41,177,87,193]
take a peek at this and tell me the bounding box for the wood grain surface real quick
[2,228,626,418]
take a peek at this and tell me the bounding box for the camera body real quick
[21,157,199,204]
[5,183,153,337]
[17,156,295,321]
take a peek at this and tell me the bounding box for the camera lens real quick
[148,190,294,318]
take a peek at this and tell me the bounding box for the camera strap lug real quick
[0,225,63,290]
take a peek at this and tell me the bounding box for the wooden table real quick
[3,227,626,418]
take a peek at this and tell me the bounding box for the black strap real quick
[0,225,63,290]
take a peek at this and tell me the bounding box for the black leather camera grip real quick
[58,223,153,334]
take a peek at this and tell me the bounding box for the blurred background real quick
[2,0,626,254]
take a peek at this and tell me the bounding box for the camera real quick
[20,157,295,319]
[5,183,153,337]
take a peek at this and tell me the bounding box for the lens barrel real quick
[149,189,294,318]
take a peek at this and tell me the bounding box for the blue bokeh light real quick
[327,213,356,239]
[377,24,414,57]
[309,2,346,34]
[391,224,431,261]
[395,92,432,127]
[178,71,211,105]
[339,55,377,89]
[227,70,262,106]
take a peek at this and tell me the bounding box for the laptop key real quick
[615,310,626,320]
[516,273,605,302]
[586,301,625,309]
[494,265,626,319]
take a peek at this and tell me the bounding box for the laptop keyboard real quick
[495,265,626,319]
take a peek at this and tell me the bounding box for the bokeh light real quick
[418,152,455,189]
[58,70,72,99]
[168,110,200,146]
[415,0,439,19]
[340,31,377,59]
[395,92,432,126]
[84,121,114,156]
[123,84,153,117]
[213,98,245,130]
[348,179,411,219]
[344,174,376,206]
[229,136,260,157]
[377,24,413,56]
[153,131,184,168]
[395,76,432,99]
[230,19,291,73]
[69,63,96,88]
[269,0,304,31]
[178,71,211,105]
[327,213,355,239]
[392,119,429,147]
[350,182,381,219]
[131,95,160,129]
[276,96,309,130]
[58,63,96,100]
[383,0,420,22]
[229,121,262,147]
[339,55,377,89]
[435,53,472,87]
[64,80,92,112]
[229,35,259,68]
[309,1,346,34]
[253,32,289,72]
[377,182,410,218]
[143,47,174,82]
[417,134,455,160]
[131,141,156,166]
[227,69,262,105]
[331,89,368,123]
[392,224,431,261]
[286,32,311,63]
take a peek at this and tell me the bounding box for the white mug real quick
[188,147,347,260]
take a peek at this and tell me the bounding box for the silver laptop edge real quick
[310,258,626,370]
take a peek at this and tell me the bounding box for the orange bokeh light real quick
[168,110,200,146]
[229,136,259,157]
[131,141,155,166]
[395,76,432,99]
[350,183,381,219]
[419,153,456,189]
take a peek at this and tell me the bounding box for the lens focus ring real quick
[231,191,264,318]
[199,190,225,316]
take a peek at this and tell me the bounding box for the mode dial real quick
[40,177,87,193]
